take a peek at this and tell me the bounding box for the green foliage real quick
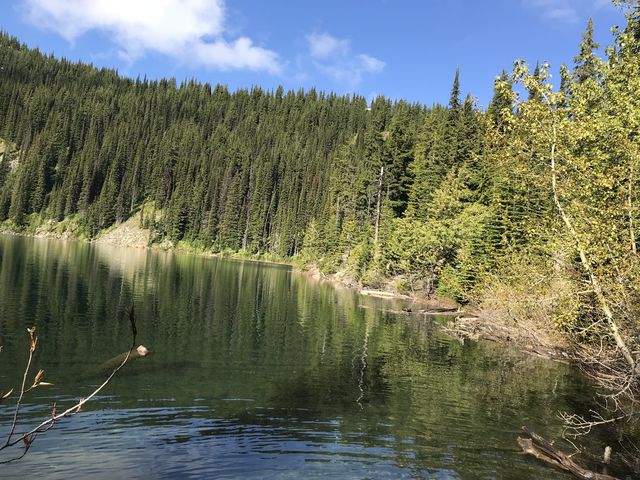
[480,9,640,357]
[346,237,374,281]
[381,217,453,294]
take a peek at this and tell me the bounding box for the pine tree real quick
[449,68,461,111]
[528,62,542,101]
[406,107,449,220]
[573,18,601,83]
[487,70,512,128]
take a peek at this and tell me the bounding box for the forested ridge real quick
[2,1,640,388]
[0,29,485,295]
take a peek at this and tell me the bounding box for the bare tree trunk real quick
[629,157,637,255]
[550,124,636,370]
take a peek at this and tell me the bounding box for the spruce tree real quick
[573,18,601,83]
[487,70,512,128]
[449,68,461,111]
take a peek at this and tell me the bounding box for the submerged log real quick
[518,427,618,480]
[98,345,149,372]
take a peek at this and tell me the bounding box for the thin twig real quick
[0,307,138,462]
[4,327,37,448]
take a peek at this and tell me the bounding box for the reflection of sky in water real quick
[0,235,618,479]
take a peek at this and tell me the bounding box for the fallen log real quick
[360,289,401,298]
[98,345,149,372]
[416,307,464,315]
[518,427,618,480]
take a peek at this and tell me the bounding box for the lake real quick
[0,235,617,479]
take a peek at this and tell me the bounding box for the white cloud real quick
[306,32,349,59]
[524,0,578,23]
[356,54,385,73]
[22,0,282,73]
[305,32,384,87]
[523,0,613,23]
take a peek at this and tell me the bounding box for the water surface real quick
[0,235,615,478]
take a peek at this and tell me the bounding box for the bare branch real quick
[0,307,138,462]
[4,327,37,448]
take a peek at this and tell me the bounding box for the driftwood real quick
[518,427,618,480]
[357,304,461,317]
[360,289,406,299]
[98,345,149,372]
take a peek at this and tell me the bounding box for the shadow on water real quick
[0,235,633,479]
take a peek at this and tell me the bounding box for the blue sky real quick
[0,0,629,108]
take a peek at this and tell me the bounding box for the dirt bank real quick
[93,214,152,249]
